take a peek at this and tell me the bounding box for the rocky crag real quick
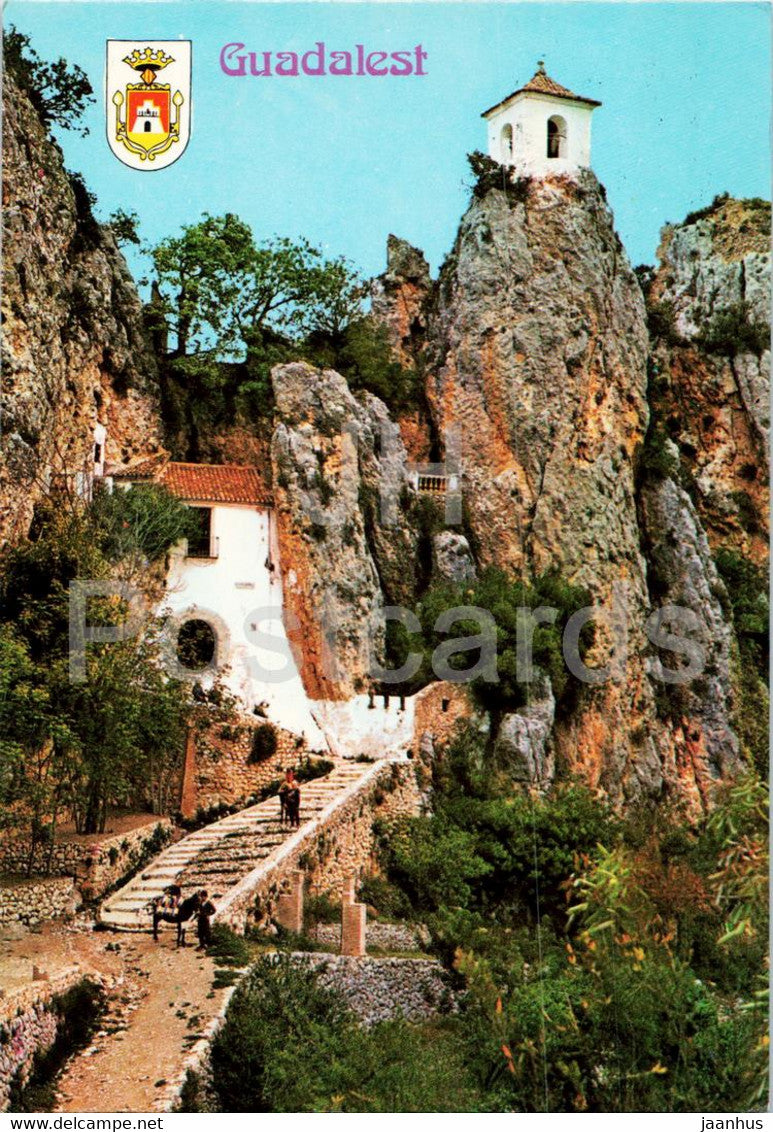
[1,72,162,544]
[646,195,770,566]
[276,170,766,809]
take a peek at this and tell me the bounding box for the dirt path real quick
[54,934,228,1113]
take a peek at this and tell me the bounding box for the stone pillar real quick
[179,729,198,820]
[340,872,366,958]
[275,869,304,934]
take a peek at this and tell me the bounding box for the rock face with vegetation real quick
[270,362,418,699]
[366,172,765,808]
[421,171,666,802]
[1,71,162,544]
[646,195,770,566]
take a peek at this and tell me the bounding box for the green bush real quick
[207,924,252,967]
[697,301,769,358]
[4,27,94,134]
[466,151,531,204]
[90,483,198,564]
[209,956,482,1112]
[646,299,682,345]
[389,566,592,713]
[249,722,278,763]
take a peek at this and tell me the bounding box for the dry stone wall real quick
[0,968,103,1113]
[186,715,309,813]
[290,954,456,1027]
[0,819,172,903]
[0,876,77,927]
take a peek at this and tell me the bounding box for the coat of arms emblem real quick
[106,40,191,170]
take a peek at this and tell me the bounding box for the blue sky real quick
[7,1,771,287]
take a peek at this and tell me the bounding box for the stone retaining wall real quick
[296,954,456,1026]
[216,760,422,933]
[0,968,103,1113]
[311,920,428,953]
[0,876,78,927]
[186,715,310,814]
[0,820,173,903]
[164,953,455,1112]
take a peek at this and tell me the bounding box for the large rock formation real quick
[647,196,770,565]
[270,362,417,699]
[1,72,162,544]
[639,464,743,810]
[371,171,760,808]
[424,171,665,802]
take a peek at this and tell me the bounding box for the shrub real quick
[249,723,278,763]
[209,956,481,1112]
[107,208,141,247]
[683,192,731,226]
[90,483,198,565]
[697,301,769,358]
[638,424,679,483]
[207,924,252,967]
[4,27,95,134]
[646,299,681,345]
[303,892,340,929]
[466,150,531,204]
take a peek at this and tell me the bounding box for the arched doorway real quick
[547,115,567,159]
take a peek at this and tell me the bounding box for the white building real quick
[482,61,601,178]
[114,460,327,749]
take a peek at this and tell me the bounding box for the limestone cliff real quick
[270,362,418,699]
[647,196,770,565]
[1,72,162,543]
[370,171,762,808]
[424,171,665,802]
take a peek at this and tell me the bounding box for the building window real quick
[177,619,217,670]
[500,123,513,163]
[547,115,567,159]
[94,443,103,465]
[187,507,215,558]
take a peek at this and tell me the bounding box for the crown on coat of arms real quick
[123,47,175,72]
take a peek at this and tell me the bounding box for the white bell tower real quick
[482,61,601,179]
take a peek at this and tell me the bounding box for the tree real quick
[4,27,95,134]
[106,208,141,247]
[149,214,365,358]
[0,492,197,840]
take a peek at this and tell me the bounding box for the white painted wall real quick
[161,503,327,749]
[312,695,416,761]
[485,92,595,178]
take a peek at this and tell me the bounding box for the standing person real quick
[287,778,301,829]
[175,890,201,948]
[151,884,181,942]
[279,768,301,828]
[196,891,216,951]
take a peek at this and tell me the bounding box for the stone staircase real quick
[99,759,373,932]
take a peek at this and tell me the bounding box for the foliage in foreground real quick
[0,494,196,844]
[369,729,768,1112]
[206,956,483,1113]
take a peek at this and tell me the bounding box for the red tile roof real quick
[482,64,601,118]
[160,463,273,507]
